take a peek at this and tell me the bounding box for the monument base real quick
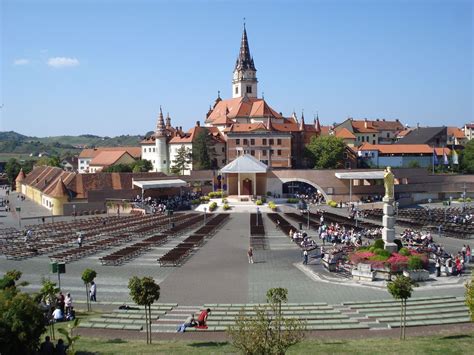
[384,242,398,253]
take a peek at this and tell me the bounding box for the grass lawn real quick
[46,332,473,354]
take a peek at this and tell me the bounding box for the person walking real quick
[65,292,73,314]
[303,249,308,265]
[247,247,254,264]
[89,281,97,301]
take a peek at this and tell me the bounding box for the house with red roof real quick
[78,146,141,173]
[335,118,404,146]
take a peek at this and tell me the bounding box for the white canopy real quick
[335,171,385,180]
[133,179,188,190]
[220,154,268,174]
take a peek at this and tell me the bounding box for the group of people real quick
[401,228,471,277]
[39,336,68,355]
[177,308,211,332]
[294,191,326,205]
[133,191,203,213]
[50,291,75,322]
[448,212,473,225]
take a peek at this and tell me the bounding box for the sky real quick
[1,0,472,137]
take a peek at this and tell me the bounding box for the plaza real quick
[0,186,472,336]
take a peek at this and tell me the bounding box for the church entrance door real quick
[242,179,252,195]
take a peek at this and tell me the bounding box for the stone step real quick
[362,306,469,318]
[387,317,470,328]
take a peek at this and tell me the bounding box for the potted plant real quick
[403,256,429,281]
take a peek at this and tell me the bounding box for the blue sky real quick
[1,0,472,137]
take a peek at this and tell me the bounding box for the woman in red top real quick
[197,308,211,327]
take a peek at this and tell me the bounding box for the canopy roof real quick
[133,179,187,190]
[335,171,385,180]
[221,154,268,174]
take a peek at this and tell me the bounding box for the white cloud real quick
[47,57,80,68]
[13,58,29,66]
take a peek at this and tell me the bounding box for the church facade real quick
[141,25,327,174]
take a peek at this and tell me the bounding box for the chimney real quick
[179,126,182,132]
[364,118,368,128]
[196,121,200,127]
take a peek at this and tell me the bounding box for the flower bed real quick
[349,248,428,273]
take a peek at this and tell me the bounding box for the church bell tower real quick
[232,24,258,98]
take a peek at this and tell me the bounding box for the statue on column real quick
[383,166,395,200]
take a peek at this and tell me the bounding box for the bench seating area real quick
[365,207,473,239]
[250,213,266,249]
[99,235,168,265]
[2,213,181,260]
[78,303,176,331]
[343,295,470,328]
[267,213,297,236]
[158,214,230,267]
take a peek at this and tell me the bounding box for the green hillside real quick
[0,131,144,161]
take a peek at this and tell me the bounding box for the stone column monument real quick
[382,167,398,253]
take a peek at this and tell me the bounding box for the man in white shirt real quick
[52,307,64,322]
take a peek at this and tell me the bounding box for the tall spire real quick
[165,112,171,129]
[156,106,166,137]
[235,23,256,71]
[314,112,321,133]
[299,110,305,131]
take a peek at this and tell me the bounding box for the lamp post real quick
[354,207,358,228]
[307,207,310,230]
[73,204,76,221]
[204,207,207,224]
[256,207,259,227]
[395,201,399,218]
[427,198,432,221]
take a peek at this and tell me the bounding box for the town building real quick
[463,123,474,141]
[396,126,448,146]
[358,143,450,168]
[447,127,467,147]
[78,147,141,173]
[335,118,404,146]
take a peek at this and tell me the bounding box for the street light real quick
[307,206,310,229]
[427,198,432,221]
[395,201,399,218]
[203,207,207,224]
[256,207,259,227]
[73,204,76,221]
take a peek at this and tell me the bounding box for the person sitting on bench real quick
[197,308,211,328]
[177,314,197,332]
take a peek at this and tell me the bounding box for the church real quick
[141,25,326,174]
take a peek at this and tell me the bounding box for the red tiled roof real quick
[224,123,268,133]
[169,126,226,144]
[272,123,300,132]
[335,127,356,139]
[49,178,69,198]
[79,147,141,159]
[359,143,451,155]
[351,119,404,132]
[89,151,134,167]
[206,97,283,125]
[15,169,25,182]
[447,127,466,139]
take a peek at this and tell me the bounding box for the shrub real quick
[223,203,231,211]
[407,256,423,270]
[268,201,277,210]
[267,191,272,196]
[256,199,263,206]
[208,192,216,198]
[467,197,472,202]
[373,239,385,249]
[260,197,267,203]
[191,199,200,205]
[222,198,228,204]
[369,255,390,262]
[399,248,411,256]
[200,196,210,202]
[209,201,218,211]
[327,200,338,208]
[374,248,391,258]
[287,198,299,203]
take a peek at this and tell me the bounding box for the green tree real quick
[0,271,46,354]
[5,158,21,186]
[35,278,60,340]
[228,287,305,354]
[305,135,346,169]
[466,275,474,322]
[132,159,153,173]
[128,276,161,344]
[36,155,61,168]
[461,140,474,173]
[387,275,416,340]
[192,129,213,170]
[81,269,97,312]
[170,145,192,175]
[57,318,81,354]
[102,164,133,173]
